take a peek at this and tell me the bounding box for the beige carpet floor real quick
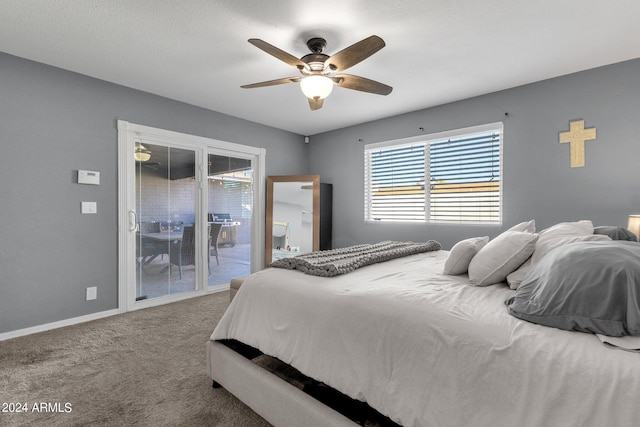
[0,292,271,427]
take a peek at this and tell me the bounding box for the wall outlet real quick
[86,286,97,301]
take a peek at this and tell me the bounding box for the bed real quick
[207,221,640,427]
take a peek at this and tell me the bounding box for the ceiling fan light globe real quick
[300,75,334,100]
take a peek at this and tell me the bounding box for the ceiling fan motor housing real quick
[300,54,329,73]
[300,38,329,73]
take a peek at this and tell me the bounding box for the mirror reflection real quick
[266,175,319,265]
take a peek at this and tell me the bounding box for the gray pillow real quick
[594,226,637,241]
[505,241,640,336]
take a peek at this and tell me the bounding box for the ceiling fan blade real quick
[248,39,309,70]
[326,35,385,72]
[308,97,324,111]
[332,74,392,95]
[241,77,301,89]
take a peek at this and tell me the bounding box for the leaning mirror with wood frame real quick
[265,175,320,266]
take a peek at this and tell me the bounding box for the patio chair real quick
[210,222,223,265]
[137,222,163,270]
[169,225,210,279]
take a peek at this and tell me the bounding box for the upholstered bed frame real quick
[207,340,358,427]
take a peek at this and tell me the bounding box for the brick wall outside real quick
[137,173,252,244]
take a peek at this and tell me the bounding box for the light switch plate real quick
[81,201,97,214]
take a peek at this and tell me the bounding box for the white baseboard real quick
[0,285,231,342]
[0,309,121,342]
[127,285,230,312]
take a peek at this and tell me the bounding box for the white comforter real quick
[211,251,640,427]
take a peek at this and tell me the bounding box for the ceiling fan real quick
[241,35,393,110]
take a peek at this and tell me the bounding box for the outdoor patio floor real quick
[136,243,251,299]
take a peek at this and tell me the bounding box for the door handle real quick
[128,210,138,232]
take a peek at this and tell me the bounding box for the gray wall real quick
[0,52,306,334]
[3,51,639,335]
[309,58,640,250]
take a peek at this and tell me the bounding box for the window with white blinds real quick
[364,123,502,224]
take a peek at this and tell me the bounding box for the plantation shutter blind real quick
[429,131,501,222]
[364,124,502,224]
[365,143,426,222]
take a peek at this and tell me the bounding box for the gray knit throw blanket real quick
[269,240,441,277]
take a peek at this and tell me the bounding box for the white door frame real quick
[117,120,265,313]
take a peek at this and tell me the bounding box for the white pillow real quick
[538,220,593,238]
[530,220,595,265]
[506,259,531,290]
[443,236,490,275]
[468,231,539,287]
[507,220,536,233]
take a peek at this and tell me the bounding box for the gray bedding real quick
[593,225,637,241]
[269,240,441,277]
[505,241,640,336]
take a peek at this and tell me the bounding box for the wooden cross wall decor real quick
[559,119,597,168]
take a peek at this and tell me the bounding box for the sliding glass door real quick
[118,121,265,312]
[207,153,254,287]
[135,143,198,300]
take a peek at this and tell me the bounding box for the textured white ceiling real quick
[1,0,640,135]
